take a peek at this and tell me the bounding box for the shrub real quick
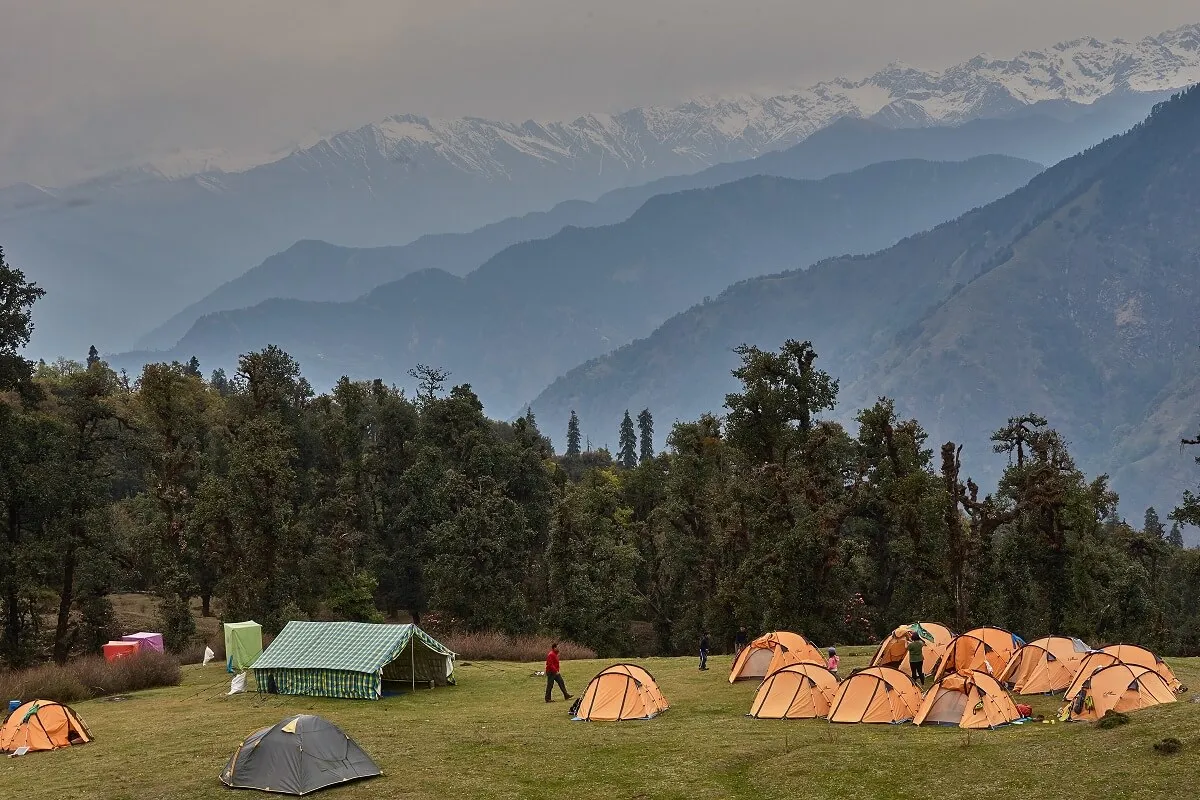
[1153,737,1182,755]
[0,652,181,705]
[442,631,596,662]
[1098,710,1131,729]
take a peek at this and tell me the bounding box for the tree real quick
[724,339,838,465]
[566,410,581,457]
[408,363,449,406]
[1172,431,1200,528]
[0,247,45,394]
[618,410,637,468]
[637,408,654,464]
[86,346,100,368]
[1167,522,1184,549]
[1144,507,1166,540]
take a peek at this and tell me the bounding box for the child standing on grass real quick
[826,647,840,678]
[699,631,710,671]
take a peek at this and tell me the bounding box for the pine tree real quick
[618,410,637,468]
[1168,522,1184,549]
[185,356,202,378]
[566,410,581,457]
[637,408,654,464]
[1143,507,1166,539]
[86,345,100,368]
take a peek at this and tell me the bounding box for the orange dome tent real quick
[1100,644,1184,693]
[827,667,921,724]
[870,623,954,670]
[998,636,1090,694]
[1062,663,1176,722]
[932,627,1023,681]
[748,662,840,719]
[0,701,91,753]
[728,631,822,683]
[914,670,1023,729]
[1063,651,1121,703]
[570,664,669,721]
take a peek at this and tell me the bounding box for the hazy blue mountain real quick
[109,155,1043,416]
[7,24,1197,360]
[136,94,1168,351]
[529,86,1200,524]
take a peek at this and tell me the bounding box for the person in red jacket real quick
[544,642,572,703]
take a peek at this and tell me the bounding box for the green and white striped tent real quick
[250,621,456,700]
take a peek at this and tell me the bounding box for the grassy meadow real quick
[1,646,1197,800]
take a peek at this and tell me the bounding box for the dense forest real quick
[2,248,1199,669]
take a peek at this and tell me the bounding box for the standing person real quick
[826,647,840,679]
[907,631,925,686]
[699,631,710,671]
[734,626,748,656]
[544,643,572,703]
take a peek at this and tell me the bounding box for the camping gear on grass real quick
[932,627,1023,681]
[748,662,840,719]
[869,622,955,670]
[728,631,823,683]
[220,714,380,795]
[827,667,921,724]
[0,701,91,753]
[251,621,455,700]
[998,636,1090,694]
[1100,644,1185,693]
[102,640,140,662]
[1061,663,1176,722]
[120,631,165,653]
[914,670,1023,729]
[224,621,264,673]
[570,664,668,721]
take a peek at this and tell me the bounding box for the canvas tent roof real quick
[1062,663,1176,722]
[570,664,669,721]
[252,621,455,700]
[827,667,921,724]
[748,662,840,719]
[914,670,1023,729]
[932,627,1023,681]
[0,700,91,753]
[870,622,954,669]
[998,636,1090,695]
[224,621,264,673]
[1099,644,1184,693]
[728,631,822,683]
[220,714,380,795]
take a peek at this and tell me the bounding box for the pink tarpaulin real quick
[121,632,165,653]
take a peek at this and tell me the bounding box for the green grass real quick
[2,647,1197,800]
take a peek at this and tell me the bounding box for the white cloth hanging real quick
[202,646,216,666]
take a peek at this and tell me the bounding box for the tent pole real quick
[411,626,415,692]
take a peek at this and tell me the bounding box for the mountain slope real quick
[109,155,1043,413]
[6,24,1199,359]
[529,85,1200,520]
[137,95,1167,351]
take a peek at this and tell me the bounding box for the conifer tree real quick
[566,410,581,456]
[618,410,637,468]
[86,345,100,368]
[637,408,654,464]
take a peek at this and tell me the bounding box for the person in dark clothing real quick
[544,643,572,703]
[907,631,926,686]
[734,627,748,656]
[699,631,710,670]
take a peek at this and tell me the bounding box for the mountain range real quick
[138,99,1170,351]
[108,155,1043,414]
[5,24,1200,359]
[530,85,1200,523]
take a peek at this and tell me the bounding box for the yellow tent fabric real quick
[0,700,91,753]
[827,667,921,724]
[869,623,954,670]
[728,631,822,683]
[1063,651,1121,703]
[914,671,1023,729]
[1100,644,1184,693]
[571,663,669,721]
[998,636,1089,694]
[932,627,1020,682]
[1062,663,1176,722]
[748,663,840,719]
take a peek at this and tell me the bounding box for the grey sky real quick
[2,0,1196,187]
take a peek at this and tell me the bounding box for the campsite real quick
[1,644,1197,800]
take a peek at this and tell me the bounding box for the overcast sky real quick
[2,1,1196,186]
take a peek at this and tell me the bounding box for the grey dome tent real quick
[220,715,380,795]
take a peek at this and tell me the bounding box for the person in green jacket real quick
[907,631,926,685]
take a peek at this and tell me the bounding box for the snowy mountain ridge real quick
[90,23,1200,190]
